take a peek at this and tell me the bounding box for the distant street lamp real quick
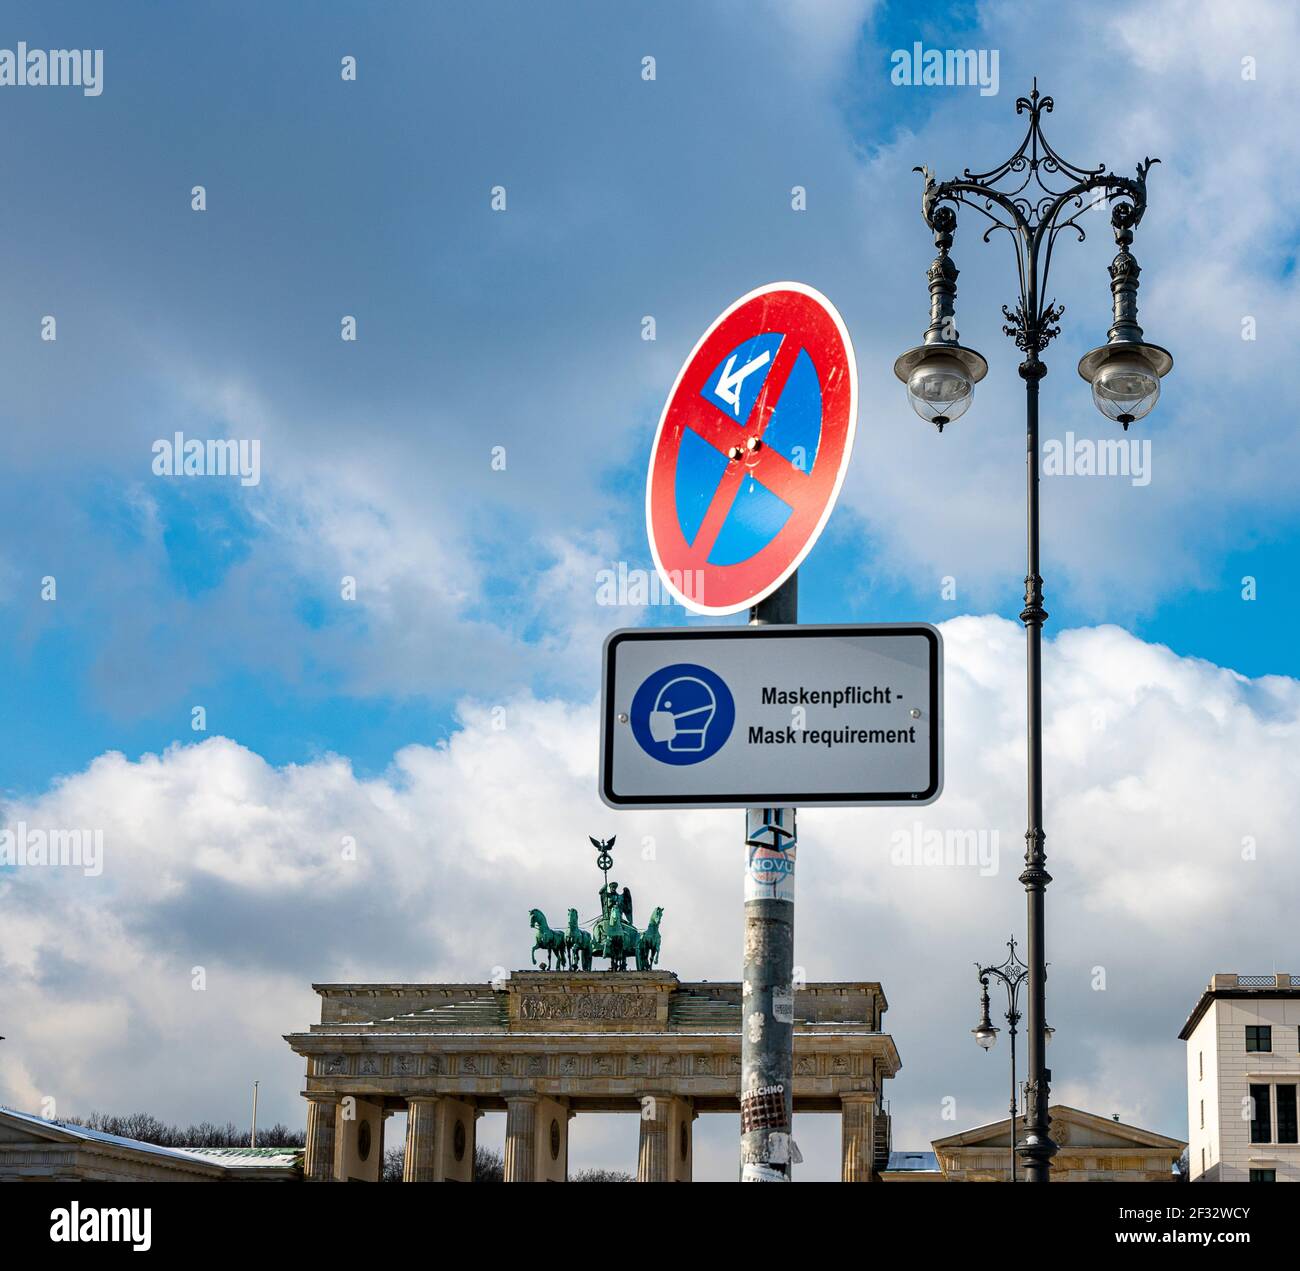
[974,938,1050,1183]
[897,82,1172,1182]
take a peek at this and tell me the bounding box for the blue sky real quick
[3,0,1295,794]
[2,0,1299,1179]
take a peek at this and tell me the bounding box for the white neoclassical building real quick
[1180,972,1300,1182]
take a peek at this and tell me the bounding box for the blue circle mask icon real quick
[630,663,735,765]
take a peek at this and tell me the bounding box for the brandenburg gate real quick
[284,970,901,1181]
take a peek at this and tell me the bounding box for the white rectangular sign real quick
[599,623,942,809]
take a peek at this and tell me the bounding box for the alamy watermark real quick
[0,43,102,96]
[889,822,999,876]
[596,563,704,608]
[890,43,999,96]
[0,822,103,877]
[50,1204,151,1252]
[152,433,261,487]
[1042,431,1151,487]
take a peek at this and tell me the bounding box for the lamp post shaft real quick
[1019,357,1054,1182]
[1009,1018,1018,1184]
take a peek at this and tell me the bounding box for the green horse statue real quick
[592,908,638,972]
[565,908,594,971]
[637,906,664,971]
[529,908,567,970]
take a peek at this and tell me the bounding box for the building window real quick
[1245,1025,1272,1053]
[1199,1100,1204,1129]
[1200,1147,1205,1175]
[1249,1169,1276,1183]
[1199,1050,1203,1080]
[1277,1084,1298,1145]
[1249,1084,1271,1144]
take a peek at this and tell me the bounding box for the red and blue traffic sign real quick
[646,281,857,615]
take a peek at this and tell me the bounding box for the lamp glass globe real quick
[1090,352,1160,426]
[906,352,975,428]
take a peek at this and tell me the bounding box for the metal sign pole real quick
[740,572,797,1181]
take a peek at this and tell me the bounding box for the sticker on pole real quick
[746,808,796,902]
[646,282,857,616]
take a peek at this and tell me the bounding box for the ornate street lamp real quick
[974,939,1029,1182]
[972,982,999,1050]
[892,203,987,431]
[897,83,1172,1182]
[1076,207,1173,427]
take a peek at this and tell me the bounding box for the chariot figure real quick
[599,881,633,927]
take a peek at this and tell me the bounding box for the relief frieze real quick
[518,993,657,1022]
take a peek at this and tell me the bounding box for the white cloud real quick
[2,617,1295,1176]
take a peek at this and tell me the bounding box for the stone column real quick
[503,1096,539,1182]
[408,1097,477,1182]
[841,1093,877,1182]
[403,1097,441,1182]
[304,1096,337,1182]
[638,1095,693,1182]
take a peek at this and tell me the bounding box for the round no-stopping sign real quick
[646,282,857,616]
